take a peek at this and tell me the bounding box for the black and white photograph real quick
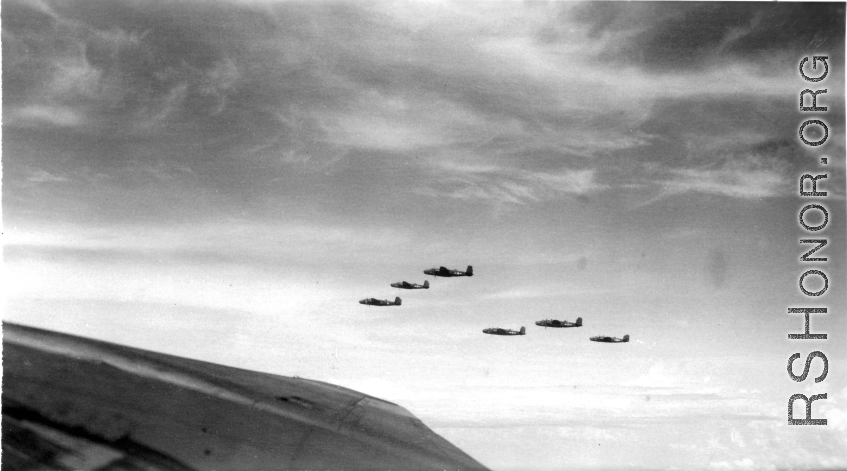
[2,1,845,469]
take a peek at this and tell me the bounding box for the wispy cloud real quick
[634,152,793,204]
[5,0,838,216]
[9,105,86,128]
[26,169,70,184]
[423,160,601,205]
[664,167,784,199]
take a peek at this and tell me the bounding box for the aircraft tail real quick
[466,265,473,276]
[423,280,430,289]
[395,297,402,306]
[519,326,525,335]
[623,334,629,342]
[576,317,583,327]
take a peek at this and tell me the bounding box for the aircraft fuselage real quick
[424,265,473,277]
[535,320,579,328]
[391,281,428,289]
[482,327,525,336]
[359,297,402,306]
[590,335,629,343]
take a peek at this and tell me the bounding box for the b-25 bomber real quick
[424,265,473,278]
[391,280,430,290]
[590,334,629,343]
[482,326,525,336]
[536,317,582,328]
[360,297,402,306]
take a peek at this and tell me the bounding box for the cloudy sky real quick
[3,1,846,469]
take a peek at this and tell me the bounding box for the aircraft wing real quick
[3,322,489,471]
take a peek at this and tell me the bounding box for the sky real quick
[2,1,846,469]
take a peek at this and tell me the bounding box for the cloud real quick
[2,7,845,471]
[27,169,70,183]
[617,98,809,203]
[571,2,845,72]
[664,166,783,199]
[6,0,840,219]
[318,92,491,153]
[627,362,678,389]
[2,0,251,136]
[708,458,764,471]
[9,105,86,128]
[422,160,601,205]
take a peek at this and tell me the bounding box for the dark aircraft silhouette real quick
[391,280,430,290]
[360,296,402,306]
[3,322,489,470]
[482,326,525,336]
[536,317,582,328]
[424,265,473,277]
[590,334,629,343]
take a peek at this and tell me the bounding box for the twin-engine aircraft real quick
[483,326,525,336]
[424,265,473,278]
[391,280,430,290]
[536,317,582,328]
[360,297,402,306]
[590,334,629,343]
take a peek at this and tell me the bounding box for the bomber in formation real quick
[424,265,473,278]
[590,334,630,343]
[359,297,402,306]
[483,326,525,336]
[391,280,430,290]
[536,317,582,328]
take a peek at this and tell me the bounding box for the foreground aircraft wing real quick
[3,322,489,471]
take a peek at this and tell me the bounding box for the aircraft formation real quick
[359,265,471,308]
[360,266,629,343]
